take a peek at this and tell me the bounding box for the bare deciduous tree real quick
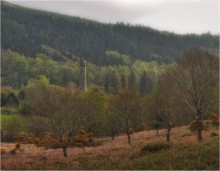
[153,70,187,141]
[26,85,95,157]
[172,48,219,142]
[110,88,142,145]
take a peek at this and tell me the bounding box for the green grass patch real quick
[140,142,170,154]
[76,138,219,170]
[52,161,71,170]
[1,107,19,114]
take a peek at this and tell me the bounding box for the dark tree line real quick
[2,1,219,66]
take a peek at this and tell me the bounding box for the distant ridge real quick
[1,1,219,65]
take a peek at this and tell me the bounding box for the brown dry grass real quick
[1,126,219,170]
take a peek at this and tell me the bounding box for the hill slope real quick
[1,1,219,65]
[1,126,219,170]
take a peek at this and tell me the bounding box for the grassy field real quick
[1,126,219,170]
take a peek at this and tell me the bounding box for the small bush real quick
[15,130,100,149]
[140,142,170,154]
[19,101,30,115]
[210,113,219,126]
[189,118,208,132]
[1,115,27,142]
[210,132,218,137]
[135,123,148,132]
[73,129,97,150]
[14,133,61,148]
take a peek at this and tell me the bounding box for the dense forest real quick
[1,1,219,66]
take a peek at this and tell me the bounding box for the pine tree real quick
[105,70,121,93]
[121,74,128,89]
[104,72,109,92]
[139,71,152,95]
[128,69,138,90]
[139,71,147,95]
[109,70,121,93]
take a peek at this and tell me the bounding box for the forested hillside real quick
[1,1,219,65]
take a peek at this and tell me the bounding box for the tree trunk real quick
[197,114,203,142]
[156,129,159,136]
[112,134,115,140]
[127,133,131,145]
[111,131,115,140]
[166,126,171,142]
[63,146,67,157]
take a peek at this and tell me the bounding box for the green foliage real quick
[120,74,128,89]
[1,92,10,107]
[139,71,153,95]
[31,54,61,84]
[1,114,27,142]
[1,48,165,92]
[1,50,29,88]
[84,87,108,112]
[24,76,50,115]
[105,70,121,93]
[128,69,138,90]
[105,50,131,65]
[83,87,109,135]
[1,49,79,89]
[19,101,30,115]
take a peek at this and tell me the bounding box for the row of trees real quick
[1,49,164,93]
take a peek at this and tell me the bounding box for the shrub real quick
[1,91,9,106]
[140,142,170,154]
[14,133,61,148]
[15,130,99,149]
[19,101,30,115]
[73,129,95,150]
[210,113,219,126]
[135,123,148,132]
[210,132,218,137]
[1,115,27,142]
[189,118,208,132]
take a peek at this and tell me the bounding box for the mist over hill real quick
[1,1,219,65]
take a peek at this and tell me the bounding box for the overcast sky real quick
[5,0,220,34]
